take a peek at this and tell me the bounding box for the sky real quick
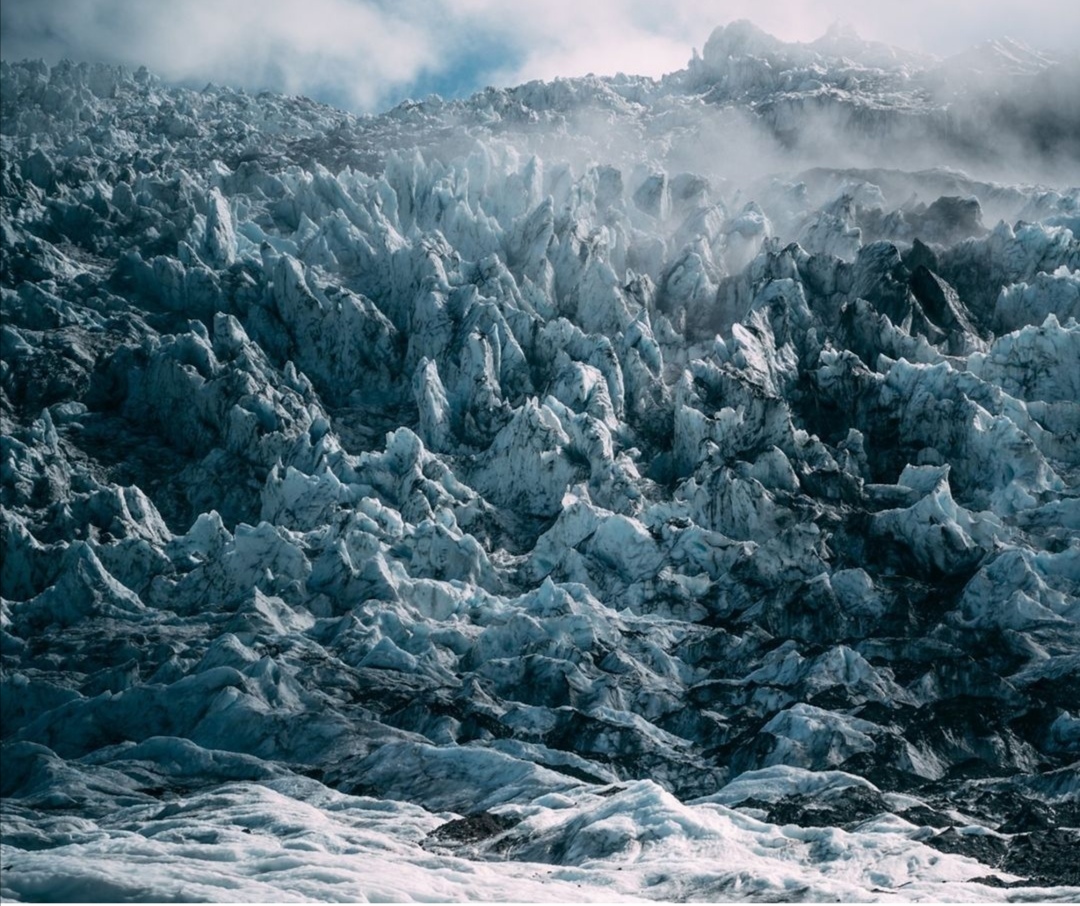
[1,0,1077,114]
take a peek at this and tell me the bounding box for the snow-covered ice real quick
[2,20,1079,903]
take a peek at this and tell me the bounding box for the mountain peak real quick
[702,20,782,62]
[823,19,861,42]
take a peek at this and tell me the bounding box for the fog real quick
[3,0,1076,210]
[2,0,1079,113]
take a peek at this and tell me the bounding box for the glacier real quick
[1,21,1079,902]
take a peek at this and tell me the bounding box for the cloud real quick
[2,0,1078,113]
[0,0,438,111]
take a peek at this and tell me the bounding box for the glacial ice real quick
[2,22,1080,904]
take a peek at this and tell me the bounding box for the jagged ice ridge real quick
[1,21,1079,903]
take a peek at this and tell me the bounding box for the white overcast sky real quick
[1,0,1077,112]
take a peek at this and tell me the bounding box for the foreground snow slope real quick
[2,23,1079,902]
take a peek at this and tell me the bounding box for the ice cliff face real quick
[2,24,1079,902]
